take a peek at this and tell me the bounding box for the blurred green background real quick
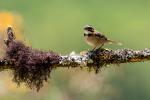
[0,0,150,100]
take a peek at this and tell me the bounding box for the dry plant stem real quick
[0,27,150,91]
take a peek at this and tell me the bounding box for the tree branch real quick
[0,27,150,91]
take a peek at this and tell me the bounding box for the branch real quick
[0,27,150,91]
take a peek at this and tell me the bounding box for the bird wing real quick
[95,32,107,41]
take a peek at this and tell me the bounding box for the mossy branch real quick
[0,27,150,91]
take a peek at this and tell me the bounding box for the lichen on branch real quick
[0,27,150,91]
[3,27,61,91]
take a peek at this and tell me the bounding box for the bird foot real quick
[88,47,104,58]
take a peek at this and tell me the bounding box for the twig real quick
[0,27,150,91]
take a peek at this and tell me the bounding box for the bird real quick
[84,25,122,51]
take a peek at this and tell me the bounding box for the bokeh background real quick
[0,0,150,100]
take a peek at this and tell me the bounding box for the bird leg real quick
[97,43,104,50]
[88,44,104,58]
[91,47,97,52]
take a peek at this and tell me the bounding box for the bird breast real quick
[84,35,100,47]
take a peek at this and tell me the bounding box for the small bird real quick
[84,25,121,51]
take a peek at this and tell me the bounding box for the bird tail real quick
[107,39,122,46]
